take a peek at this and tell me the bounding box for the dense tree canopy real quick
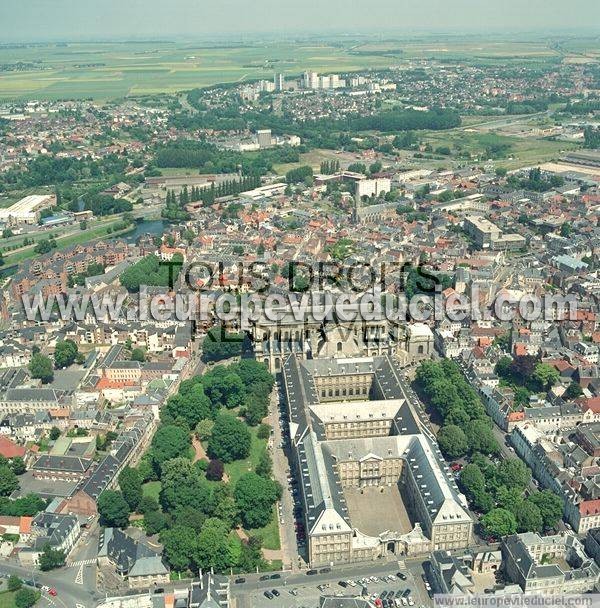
[201,327,245,363]
[234,472,281,529]
[29,353,54,384]
[97,491,131,528]
[120,253,183,293]
[437,425,468,459]
[54,339,81,369]
[208,414,251,463]
[481,508,517,539]
[149,424,192,471]
[118,467,143,512]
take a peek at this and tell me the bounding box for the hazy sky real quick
[1,0,599,41]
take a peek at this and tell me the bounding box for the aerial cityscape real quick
[1,2,600,608]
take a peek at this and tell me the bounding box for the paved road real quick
[232,557,432,608]
[0,561,98,608]
[269,378,302,570]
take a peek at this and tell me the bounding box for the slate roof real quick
[98,527,167,578]
[281,353,470,538]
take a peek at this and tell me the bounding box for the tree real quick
[160,525,197,572]
[481,508,517,539]
[195,419,214,441]
[564,382,583,400]
[517,500,543,533]
[230,359,275,389]
[533,363,560,391]
[97,491,131,528]
[0,466,19,496]
[38,543,66,571]
[510,355,537,383]
[202,366,246,410]
[15,588,38,608]
[53,339,79,369]
[49,426,61,441]
[256,450,272,478]
[256,424,271,440]
[0,493,45,517]
[7,575,22,591]
[437,425,468,459]
[459,464,486,502]
[138,496,159,515]
[144,510,168,535]
[118,467,143,511]
[10,457,26,476]
[130,348,146,362]
[162,385,212,430]
[120,253,182,293]
[496,459,531,490]
[159,458,214,515]
[529,490,563,531]
[194,517,233,572]
[465,419,500,455]
[201,326,244,363]
[29,353,54,384]
[243,395,268,426]
[495,485,523,513]
[234,472,281,529]
[206,459,224,481]
[214,494,239,528]
[150,424,191,470]
[208,414,251,463]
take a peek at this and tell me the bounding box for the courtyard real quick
[344,485,413,538]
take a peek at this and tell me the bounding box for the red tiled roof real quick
[0,436,26,459]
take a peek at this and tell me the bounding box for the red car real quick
[48,589,57,597]
[450,462,462,472]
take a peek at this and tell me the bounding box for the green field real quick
[419,130,579,169]
[0,589,41,608]
[0,40,404,101]
[0,37,574,101]
[223,426,267,486]
[142,481,161,502]
[247,505,281,550]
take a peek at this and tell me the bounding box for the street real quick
[268,377,302,570]
[232,557,432,608]
[0,561,98,608]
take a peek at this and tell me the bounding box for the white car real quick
[347,580,357,587]
[408,598,415,606]
[401,598,408,606]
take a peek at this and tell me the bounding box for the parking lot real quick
[232,560,433,608]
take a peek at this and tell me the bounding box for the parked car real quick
[272,589,280,597]
[264,591,274,600]
[234,578,246,584]
[306,569,318,576]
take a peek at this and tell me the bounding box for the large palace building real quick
[281,353,473,567]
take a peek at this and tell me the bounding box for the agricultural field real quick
[0,40,402,101]
[419,129,579,169]
[0,37,575,101]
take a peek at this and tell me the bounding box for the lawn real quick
[223,426,267,486]
[0,589,41,608]
[419,129,579,170]
[247,505,281,550]
[0,591,17,608]
[0,40,406,101]
[142,481,161,501]
[2,219,134,265]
